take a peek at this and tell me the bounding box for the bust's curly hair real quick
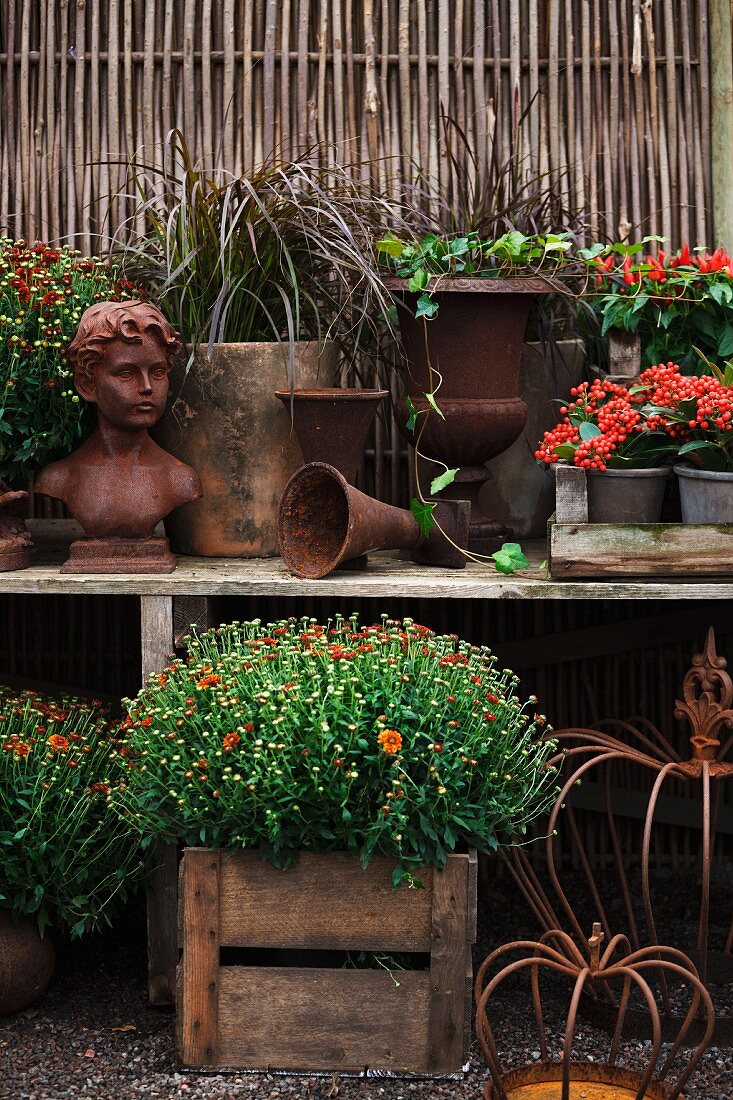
[67,301,180,393]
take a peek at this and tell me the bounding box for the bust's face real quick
[87,331,169,431]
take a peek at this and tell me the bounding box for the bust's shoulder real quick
[151,444,202,501]
[35,455,76,501]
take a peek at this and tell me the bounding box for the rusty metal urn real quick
[476,923,713,1100]
[277,461,469,577]
[274,388,388,484]
[0,911,55,1015]
[385,276,553,552]
[0,484,31,571]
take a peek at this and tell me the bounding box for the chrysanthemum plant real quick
[117,616,558,887]
[0,688,144,936]
[0,238,138,482]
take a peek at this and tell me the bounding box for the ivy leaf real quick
[375,233,404,258]
[405,396,418,433]
[430,467,458,495]
[491,542,529,575]
[407,268,428,293]
[424,390,445,419]
[411,498,436,538]
[415,293,439,319]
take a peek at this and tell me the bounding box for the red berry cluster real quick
[639,362,733,445]
[535,379,648,471]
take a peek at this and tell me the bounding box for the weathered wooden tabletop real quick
[2,519,731,600]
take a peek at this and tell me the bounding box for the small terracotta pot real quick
[274,388,388,484]
[0,910,55,1015]
[585,467,670,524]
[675,465,733,523]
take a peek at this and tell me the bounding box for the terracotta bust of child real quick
[36,301,202,573]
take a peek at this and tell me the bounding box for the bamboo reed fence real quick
[0,1,714,253]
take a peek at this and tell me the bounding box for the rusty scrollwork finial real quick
[674,627,733,763]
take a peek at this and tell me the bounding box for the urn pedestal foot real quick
[61,536,177,574]
[439,467,511,554]
[0,543,31,572]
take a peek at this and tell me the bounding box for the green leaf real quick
[411,498,436,538]
[405,396,418,433]
[717,323,733,359]
[424,390,445,419]
[491,542,529,575]
[375,234,404,258]
[430,467,458,495]
[415,293,438,319]
[579,421,602,441]
[407,268,429,293]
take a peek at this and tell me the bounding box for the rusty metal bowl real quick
[484,1062,676,1100]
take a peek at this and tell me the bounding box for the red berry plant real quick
[0,238,139,482]
[580,240,733,372]
[641,359,733,472]
[534,376,672,471]
[116,616,558,886]
[0,687,144,936]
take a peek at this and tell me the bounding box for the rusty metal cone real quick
[278,462,470,578]
[274,388,388,484]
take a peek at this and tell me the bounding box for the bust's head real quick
[68,301,180,431]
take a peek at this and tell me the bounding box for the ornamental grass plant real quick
[0,688,144,936]
[117,616,558,886]
[0,239,138,481]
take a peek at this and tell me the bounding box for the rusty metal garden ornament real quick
[509,627,733,1042]
[0,482,31,571]
[36,301,202,573]
[475,922,714,1100]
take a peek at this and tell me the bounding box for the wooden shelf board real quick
[0,519,731,599]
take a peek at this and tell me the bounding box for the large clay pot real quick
[385,276,553,552]
[481,339,586,538]
[0,910,55,1015]
[154,341,337,557]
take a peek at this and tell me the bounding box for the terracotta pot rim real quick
[674,464,733,482]
[186,338,336,353]
[382,274,555,294]
[274,388,389,400]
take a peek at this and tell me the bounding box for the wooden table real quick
[7,519,733,1004]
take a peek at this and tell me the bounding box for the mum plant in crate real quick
[0,688,144,1014]
[118,616,557,1074]
[0,239,137,569]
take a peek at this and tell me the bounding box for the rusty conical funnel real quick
[275,388,388,483]
[278,463,470,578]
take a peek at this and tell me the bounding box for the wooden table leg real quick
[143,596,213,1005]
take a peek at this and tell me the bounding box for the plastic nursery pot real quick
[674,465,733,524]
[0,910,55,1015]
[584,467,670,524]
[483,1061,675,1100]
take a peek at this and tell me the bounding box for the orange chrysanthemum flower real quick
[48,734,69,753]
[377,729,403,755]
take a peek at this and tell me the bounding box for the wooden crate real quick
[177,847,477,1075]
[549,466,733,578]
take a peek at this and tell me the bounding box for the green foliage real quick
[0,239,137,481]
[491,543,530,575]
[119,131,397,372]
[0,688,144,936]
[117,617,558,885]
[579,242,733,373]
[410,497,436,538]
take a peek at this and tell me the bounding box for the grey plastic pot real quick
[585,467,670,524]
[675,465,733,523]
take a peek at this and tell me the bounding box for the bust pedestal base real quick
[61,536,177,574]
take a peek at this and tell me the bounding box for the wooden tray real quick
[549,466,733,578]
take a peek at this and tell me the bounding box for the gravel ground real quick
[2,887,733,1100]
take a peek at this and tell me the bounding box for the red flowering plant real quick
[0,238,139,481]
[640,358,733,472]
[116,616,557,886]
[534,375,674,471]
[580,240,733,372]
[0,687,144,936]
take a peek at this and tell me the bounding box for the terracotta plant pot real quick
[385,276,553,552]
[484,1061,673,1099]
[675,465,733,523]
[584,467,670,523]
[0,910,55,1015]
[154,341,337,557]
[274,388,388,484]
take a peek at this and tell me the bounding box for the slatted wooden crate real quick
[176,847,477,1075]
[549,466,733,578]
